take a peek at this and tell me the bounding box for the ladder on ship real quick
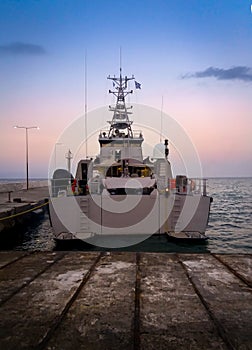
[79,197,90,233]
[171,195,183,232]
[156,161,168,191]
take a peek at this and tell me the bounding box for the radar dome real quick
[153,143,165,159]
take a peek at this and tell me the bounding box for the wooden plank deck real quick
[0,252,251,349]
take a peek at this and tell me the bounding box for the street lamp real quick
[14,126,39,190]
[65,149,73,173]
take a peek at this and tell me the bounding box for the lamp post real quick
[14,126,39,190]
[65,149,73,173]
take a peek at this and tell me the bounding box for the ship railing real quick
[87,178,208,196]
[99,130,143,139]
[88,180,101,194]
[132,130,143,138]
[168,178,208,196]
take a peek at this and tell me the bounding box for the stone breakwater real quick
[0,180,48,192]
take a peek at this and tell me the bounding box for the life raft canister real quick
[169,178,176,189]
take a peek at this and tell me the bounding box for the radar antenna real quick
[107,69,135,137]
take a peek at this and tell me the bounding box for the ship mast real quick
[97,69,144,164]
[107,68,135,137]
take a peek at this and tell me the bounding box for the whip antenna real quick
[84,50,88,158]
[160,95,164,143]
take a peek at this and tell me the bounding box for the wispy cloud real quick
[0,42,46,56]
[182,66,252,82]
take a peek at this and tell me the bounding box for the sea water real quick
[207,177,252,254]
[0,178,251,253]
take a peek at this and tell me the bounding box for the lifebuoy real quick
[71,179,77,193]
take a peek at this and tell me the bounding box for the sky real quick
[0,0,252,178]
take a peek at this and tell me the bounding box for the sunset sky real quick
[0,0,251,178]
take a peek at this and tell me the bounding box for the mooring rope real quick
[0,201,49,222]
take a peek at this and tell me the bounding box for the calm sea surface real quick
[1,178,251,253]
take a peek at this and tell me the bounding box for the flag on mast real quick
[135,81,141,89]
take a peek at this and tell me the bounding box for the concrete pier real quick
[0,252,251,349]
[0,186,49,233]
